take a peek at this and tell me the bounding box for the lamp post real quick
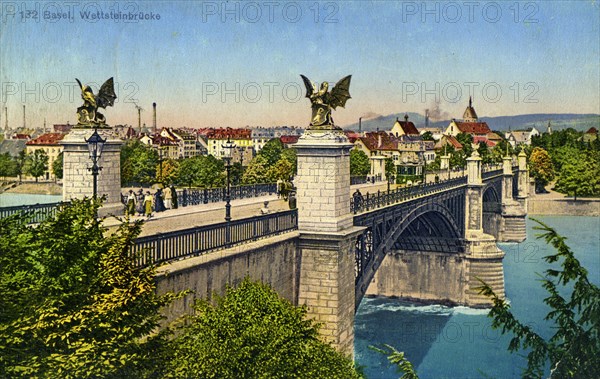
[222,135,236,223]
[85,127,106,200]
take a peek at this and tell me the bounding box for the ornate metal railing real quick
[350,176,468,214]
[132,209,298,266]
[350,176,368,185]
[0,202,68,224]
[177,183,277,207]
[482,168,503,180]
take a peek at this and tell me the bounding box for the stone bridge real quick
[59,127,528,357]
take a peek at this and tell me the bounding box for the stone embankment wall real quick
[156,232,299,323]
[528,198,600,216]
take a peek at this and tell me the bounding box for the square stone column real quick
[294,130,354,233]
[294,129,359,357]
[61,127,124,216]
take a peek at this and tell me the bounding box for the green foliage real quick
[166,279,362,379]
[27,149,49,182]
[455,133,473,158]
[0,152,17,178]
[529,147,555,193]
[0,198,178,378]
[554,150,600,200]
[350,149,370,176]
[52,151,63,180]
[157,158,179,185]
[120,140,159,186]
[371,344,419,379]
[242,154,270,184]
[258,138,284,166]
[477,142,492,165]
[420,131,434,141]
[15,149,30,183]
[385,157,395,179]
[477,219,600,378]
[490,138,514,164]
[174,155,224,188]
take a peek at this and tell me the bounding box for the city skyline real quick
[1,1,599,129]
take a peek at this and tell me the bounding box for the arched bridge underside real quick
[353,185,466,309]
[353,168,518,309]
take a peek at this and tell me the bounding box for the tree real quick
[554,151,600,200]
[258,138,284,166]
[385,157,395,181]
[157,158,179,185]
[15,149,29,183]
[0,153,17,178]
[0,198,178,378]
[350,149,370,176]
[529,147,555,193]
[165,278,362,379]
[421,131,434,141]
[455,133,473,158]
[120,140,158,186]
[242,154,270,184]
[52,151,63,180]
[478,219,600,378]
[477,142,492,165]
[27,149,49,182]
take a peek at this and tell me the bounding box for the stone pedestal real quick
[294,128,357,357]
[61,127,124,216]
[294,130,354,233]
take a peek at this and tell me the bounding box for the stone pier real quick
[464,151,506,306]
[499,155,527,242]
[61,127,124,216]
[295,129,363,357]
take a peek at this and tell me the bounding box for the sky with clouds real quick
[1,0,598,129]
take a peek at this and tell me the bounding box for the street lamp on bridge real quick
[85,127,106,200]
[222,135,236,223]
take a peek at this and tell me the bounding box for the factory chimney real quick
[425,109,429,128]
[22,105,26,129]
[4,107,8,134]
[152,102,157,133]
[359,117,362,133]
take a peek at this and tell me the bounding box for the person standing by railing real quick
[144,191,153,217]
[126,190,136,216]
[163,186,172,209]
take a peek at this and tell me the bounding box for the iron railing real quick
[351,176,368,185]
[350,176,468,214]
[0,202,67,224]
[131,209,298,266]
[123,183,277,206]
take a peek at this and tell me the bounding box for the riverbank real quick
[3,182,62,196]
[528,190,600,216]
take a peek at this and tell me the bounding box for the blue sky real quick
[1,1,598,129]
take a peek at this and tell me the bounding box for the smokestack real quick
[4,107,7,133]
[359,117,362,133]
[137,108,141,132]
[22,105,26,129]
[153,102,157,133]
[425,109,429,128]
[44,118,47,133]
[378,133,382,148]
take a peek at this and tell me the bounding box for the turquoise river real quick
[354,216,599,379]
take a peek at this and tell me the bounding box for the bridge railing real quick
[350,176,467,214]
[0,202,68,224]
[122,183,277,207]
[351,175,368,185]
[132,209,298,266]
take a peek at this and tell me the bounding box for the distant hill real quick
[344,113,599,133]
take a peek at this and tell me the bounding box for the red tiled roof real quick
[14,134,31,140]
[473,136,496,147]
[26,133,64,145]
[586,127,598,134]
[280,135,299,144]
[395,120,420,135]
[455,122,491,135]
[358,131,398,151]
[446,135,463,149]
[207,127,252,140]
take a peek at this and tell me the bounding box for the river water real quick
[0,193,62,207]
[355,216,599,379]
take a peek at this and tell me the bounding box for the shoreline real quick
[2,182,63,196]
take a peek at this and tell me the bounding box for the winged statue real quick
[75,77,117,127]
[300,74,352,129]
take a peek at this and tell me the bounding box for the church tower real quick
[462,96,478,122]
